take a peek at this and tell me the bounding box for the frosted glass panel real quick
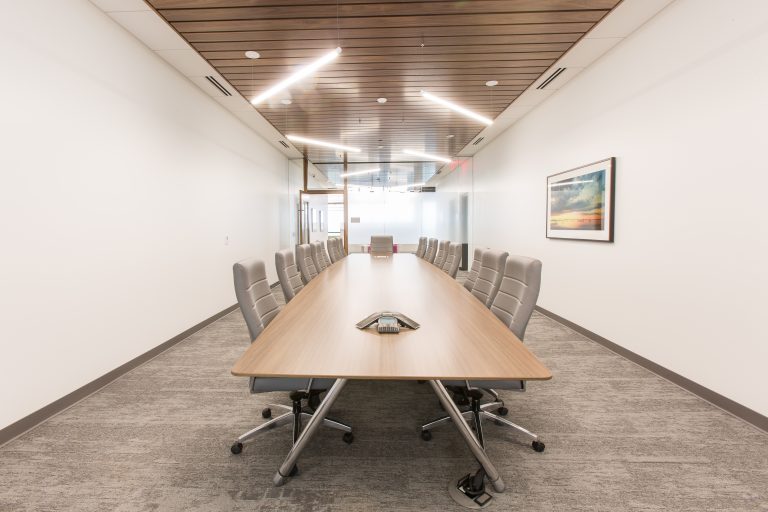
[348,190,424,245]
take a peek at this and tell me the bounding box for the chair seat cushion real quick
[441,379,524,390]
[249,377,338,393]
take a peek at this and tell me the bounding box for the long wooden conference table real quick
[232,253,551,501]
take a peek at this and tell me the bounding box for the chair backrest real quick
[275,249,304,303]
[471,250,508,307]
[415,236,427,258]
[444,242,462,278]
[463,248,484,292]
[311,241,326,271]
[296,243,318,284]
[433,240,449,268]
[370,235,394,255]
[490,255,542,341]
[233,258,281,341]
[328,238,341,263]
[424,238,438,263]
[320,241,332,267]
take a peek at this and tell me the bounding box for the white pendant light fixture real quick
[251,47,342,105]
[403,149,452,163]
[287,134,361,153]
[420,90,493,126]
[340,168,380,178]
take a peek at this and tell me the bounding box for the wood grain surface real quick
[232,254,551,381]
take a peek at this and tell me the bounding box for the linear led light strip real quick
[403,149,452,163]
[286,134,361,153]
[420,90,493,126]
[340,168,380,178]
[251,47,341,105]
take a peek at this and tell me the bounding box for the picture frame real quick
[546,157,615,242]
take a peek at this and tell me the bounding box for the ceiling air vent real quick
[536,67,566,90]
[473,137,485,146]
[205,75,232,96]
[278,140,289,148]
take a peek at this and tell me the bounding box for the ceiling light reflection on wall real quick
[286,134,361,153]
[420,90,493,126]
[252,47,341,105]
[403,149,452,163]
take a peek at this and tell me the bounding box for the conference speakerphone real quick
[356,312,420,334]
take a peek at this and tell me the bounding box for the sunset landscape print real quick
[549,169,606,230]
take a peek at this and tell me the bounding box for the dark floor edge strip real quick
[535,306,768,433]
[0,303,239,448]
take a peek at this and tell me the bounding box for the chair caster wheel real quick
[421,430,432,441]
[497,406,508,416]
[289,464,299,477]
[261,408,271,419]
[230,442,243,454]
[342,432,354,444]
[532,441,545,452]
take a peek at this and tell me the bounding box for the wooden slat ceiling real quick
[147,0,621,186]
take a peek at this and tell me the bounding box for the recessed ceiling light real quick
[245,51,261,59]
[446,134,455,138]
[403,149,452,164]
[377,97,387,104]
[280,99,292,105]
[485,80,498,87]
[378,145,384,149]
[286,134,361,153]
[252,47,341,105]
[420,90,493,126]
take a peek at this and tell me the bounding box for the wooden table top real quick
[231,254,552,381]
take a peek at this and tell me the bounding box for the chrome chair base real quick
[231,396,353,456]
[421,393,544,452]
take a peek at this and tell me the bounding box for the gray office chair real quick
[275,249,304,303]
[296,244,318,284]
[339,238,347,257]
[320,241,332,267]
[463,248,484,292]
[415,236,427,258]
[424,238,438,263]
[421,255,544,453]
[433,240,449,268]
[311,241,327,272]
[327,238,339,263]
[230,258,353,463]
[443,242,462,278]
[370,235,394,255]
[471,250,508,307]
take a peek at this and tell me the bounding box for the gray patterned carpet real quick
[1,272,767,511]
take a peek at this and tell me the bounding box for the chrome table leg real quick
[273,378,348,486]
[429,379,505,508]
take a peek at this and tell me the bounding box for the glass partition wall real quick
[292,156,473,259]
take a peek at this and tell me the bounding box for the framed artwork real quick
[546,157,615,242]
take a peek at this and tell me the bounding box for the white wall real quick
[441,0,768,416]
[0,1,290,430]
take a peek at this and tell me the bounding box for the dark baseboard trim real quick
[535,306,767,433]
[0,303,239,448]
